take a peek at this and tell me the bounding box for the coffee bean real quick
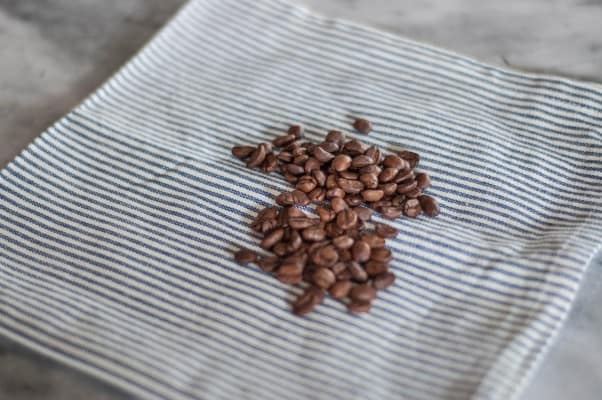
[234,249,257,264]
[343,140,366,155]
[361,189,384,202]
[379,168,398,183]
[379,183,398,196]
[419,195,440,217]
[329,280,352,299]
[336,209,358,230]
[246,144,267,168]
[337,269,353,280]
[382,155,406,170]
[354,206,373,222]
[232,145,256,159]
[349,284,377,302]
[353,118,373,134]
[325,174,339,189]
[288,125,304,139]
[371,248,393,264]
[331,197,349,213]
[304,157,321,173]
[312,268,336,289]
[291,147,307,158]
[364,146,381,163]
[415,172,431,189]
[286,230,303,252]
[352,240,371,263]
[360,173,379,189]
[405,187,421,198]
[307,240,329,256]
[261,228,285,249]
[308,187,326,203]
[360,164,382,175]
[351,155,374,169]
[291,190,310,206]
[312,245,339,267]
[296,175,317,193]
[337,178,364,194]
[365,261,388,277]
[302,226,327,242]
[348,261,368,282]
[325,222,345,238]
[283,172,299,184]
[316,206,336,222]
[313,146,335,162]
[272,134,296,147]
[288,217,318,229]
[403,199,422,218]
[312,169,327,187]
[275,192,294,206]
[287,206,307,218]
[391,195,405,207]
[278,274,303,285]
[278,262,305,279]
[272,242,288,257]
[380,206,403,219]
[396,179,418,194]
[324,130,344,146]
[332,235,355,249]
[320,141,340,153]
[292,286,324,315]
[347,300,372,313]
[257,256,279,272]
[286,163,305,176]
[327,187,346,199]
[360,232,386,248]
[345,195,363,207]
[331,261,347,274]
[398,150,420,168]
[393,169,414,184]
[261,153,278,173]
[339,171,359,180]
[370,200,392,210]
[373,272,396,290]
[375,224,398,238]
[252,207,278,229]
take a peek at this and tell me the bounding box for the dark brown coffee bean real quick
[277,151,293,163]
[304,157,321,173]
[272,242,288,257]
[380,206,403,219]
[292,286,324,315]
[246,144,267,168]
[365,260,388,277]
[313,146,335,163]
[396,179,418,194]
[302,226,327,242]
[352,240,371,263]
[347,300,372,313]
[337,178,364,194]
[286,230,303,252]
[360,233,386,248]
[349,284,377,302]
[379,183,398,196]
[325,174,339,189]
[325,222,345,238]
[398,150,420,168]
[382,155,407,170]
[393,169,414,184]
[312,170,327,187]
[330,197,349,213]
[307,240,329,256]
[336,209,358,230]
[257,256,279,272]
[261,228,284,249]
[234,249,257,264]
[331,261,347,274]
[360,164,382,175]
[332,235,355,250]
[379,168,399,183]
[343,139,366,155]
[403,199,422,218]
[296,175,317,193]
[276,192,294,206]
[353,118,373,134]
[278,262,304,279]
[339,171,359,180]
[252,207,279,230]
[419,195,440,217]
[329,280,352,299]
[288,125,304,139]
[291,190,310,206]
[283,172,299,184]
[286,163,305,176]
[312,245,339,267]
[261,153,278,173]
[291,146,307,158]
[331,154,352,172]
[284,141,301,152]
[336,269,353,280]
[348,261,368,282]
[375,224,398,238]
[371,248,393,264]
[391,195,405,207]
[360,173,379,189]
[415,172,431,189]
[351,155,374,169]
[327,187,346,199]
[316,206,336,222]
[361,189,384,202]
[259,218,279,233]
[320,141,340,153]
[405,187,422,198]
[231,145,255,159]
[308,187,326,203]
[312,268,336,289]
[326,130,345,147]
[364,146,381,163]
[272,134,296,147]
[345,195,363,207]
[288,217,318,229]
[373,272,396,290]
[354,206,373,221]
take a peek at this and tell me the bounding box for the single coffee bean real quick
[396,179,418,194]
[304,157,321,173]
[382,154,406,170]
[379,168,399,183]
[419,195,440,217]
[337,178,364,194]
[415,172,431,189]
[329,280,352,299]
[291,189,310,206]
[320,141,340,153]
[347,300,372,313]
[278,262,304,278]
[312,169,327,187]
[316,206,336,222]
[375,224,398,238]
[343,139,366,155]
[261,228,285,249]
[361,189,385,202]
[246,144,267,168]
[349,284,377,302]
[379,183,398,196]
[234,249,257,264]
[360,164,382,175]
[278,274,303,285]
[331,261,347,275]
[391,195,405,207]
[380,206,404,219]
[325,174,339,189]
[360,173,379,189]
[231,145,255,159]
[261,153,278,173]
[259,218,279,233]
[345,195,363,207]
[288,217,318,229]
[332,235,355,249]
[327,187,346,199]
[393,169,414,184]
[352,240,371,263]
[272,134,296,147]
[365,260,388,276]
[348,261,368,282]
[312,245,339,267]
[403,198,422,218]
[283,172,299,184]
[288,125,304,139]
[286,230,303,252]
[398,150,420,168]
[287,163,306,176]
[302,226,327,242]
[312,268,336,289]
[336,269,353,280]
[307,240,329,256]
[291,146,307,157]
[326,130,345,147]
[277,151,294,163]
[331,197,349,213]
[337,209,358,230]
[373,272,396,290]
[313,146,335,162]
[360,233,386,248]
[353,118,373,134]
[325,222,345,238]
[275,192,294,206]
[257,256,279,272]
[354,206,373,221]
[371,247,393,264]
[296,175,317,193]
[252,207,278,229]
[339,171,359,180]
[405,187,422,198]
[284,141,301,152]
[364,146,381,163]
[308,187,326,203]
[292,286,324,315]
[351,155,374,169]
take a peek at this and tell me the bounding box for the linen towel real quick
[1,0,601,399]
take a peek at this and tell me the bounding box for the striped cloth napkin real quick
[1,0,601,399]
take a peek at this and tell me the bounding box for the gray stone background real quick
[0,0,601,399]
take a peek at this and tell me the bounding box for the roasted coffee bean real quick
[291,146,307,157]
[347,300,372,313]
[375,224,398,238]
[349,284,377,302]
[365,260,388,277]
[337,209,358,230]
[284,141,301,152]
[325,130,345,147]
[405,187,422,198]
[288,207,306,218]
[351,155,374,169]
[252,207,279,227]
[291,189,310,206]
[247,144,267,168]
[312,268,336,289]
[331,197,349,213]
[361,189,385,202]
[403,198,422,218]
[379,183,398,196]
[278,261,305,278]
[393,169,414,184]
[327,187,346,198]
[382,155,407,170]
[273,242,288,257]
[348,261,368,282]
[360,164,382,175]
[339,249,353,262]
[272,134,296,147]
[278,274,303,285]
[329,280,352,299]
[380,206,404,219]
[391,195,405,207]
[325,222,345,238]
[259,219,279,233]
[308,187,326,202]
[379,168,399,183]
[304,157,321,173]
[316,206,336,222]
[296,175,317,193]
[371,248,393,264]
[339,171,359,180]
[288,217,319,229]
[360,173,379,189]
[313,146,335,162]
[286,230,303,252]
[332,235,355,249]
[312,245,339,267]
[332,154,352,172]
[352,240,371,263]
[419,195,440,217]
[261,228,285,249]
[287,163,306,176]
[302,226,327,242]
[345,195,363,207]
[399,150,420,168]
[354,206,373,222]
[373,272,396,290]
[312,169,327,187]
[344,139,366,155]
[262,153,278,173]
[288,125,304,139]
[277,152,293,163]
[231,145,255,159]
[353,118,373,134]
[415,172,431,189]
[307,240,329,256]
[292,286,324,315]
[257,256,279,272]
[337,178,364,194]
[325,174,339,189]
[283,172,299,184]
[234,249,257,264]
[336,269,353,280]
[331,261,347,275]
[320,141,340,153]
[276,192,294,206]
[364,146,381,163]
[396,179,418,194]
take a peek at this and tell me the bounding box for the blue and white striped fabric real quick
[1,0,601,399]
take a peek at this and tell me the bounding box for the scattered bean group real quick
[232,119,440,315]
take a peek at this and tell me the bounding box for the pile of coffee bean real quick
[232,119,439,315]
